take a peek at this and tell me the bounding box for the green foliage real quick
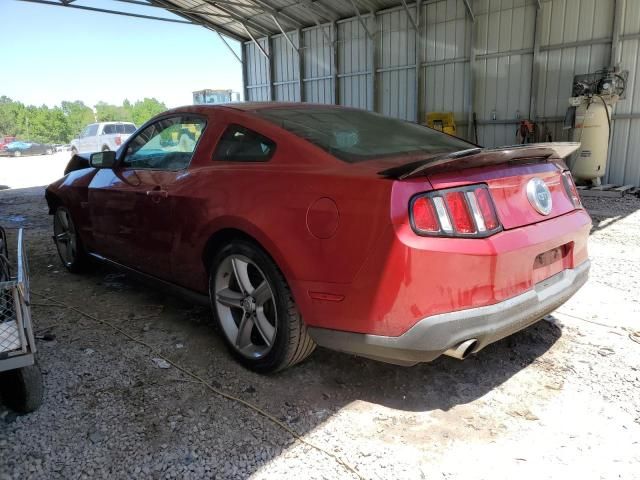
[0,96,168,144]
[130,98,167,127]
[61,101,95,138]
[95,101,132,123]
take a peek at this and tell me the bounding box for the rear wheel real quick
[101,145,110,152]
[71,147,78,157]
[53,206,90,272]
[209,240,315,373]
[13,150,21,157]
[0,364,44,413]
[45,148,53,155]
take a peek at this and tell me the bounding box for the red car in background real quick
[0,136,16,150]
[45,103,590,372]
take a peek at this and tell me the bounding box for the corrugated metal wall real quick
[377,6,417,120]
[302,24,335,104]
[609,0,640,185]
[243,0,640,186]
[272,32,301,102]
[338,16,375,110]
[423,1,470,125]
[536,0,614,146]
[473,0,536,146]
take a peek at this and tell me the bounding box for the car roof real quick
[165,102,349,115]
[223,102,345,111]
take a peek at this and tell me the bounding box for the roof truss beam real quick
[18,0,196,24]
[347,0,373,39]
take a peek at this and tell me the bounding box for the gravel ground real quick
[0,157,639,479]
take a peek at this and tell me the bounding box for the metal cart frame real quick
[0,229,37,372]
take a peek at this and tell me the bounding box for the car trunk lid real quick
[427,163,575,229]
[380,143,580,231]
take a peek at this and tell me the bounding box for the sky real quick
[0,0,243,108]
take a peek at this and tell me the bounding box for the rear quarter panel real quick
[170,111,395,296]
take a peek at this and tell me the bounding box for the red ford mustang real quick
[45,103,590,372]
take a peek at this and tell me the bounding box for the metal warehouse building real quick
[54,0,640,186]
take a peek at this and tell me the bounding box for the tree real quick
[0,97,169,143]
[94,101,132,123]
[130,98,167,126]
[61,101,95,138]
[0,97,26,137]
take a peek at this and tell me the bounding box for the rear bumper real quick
[308,260,589,366]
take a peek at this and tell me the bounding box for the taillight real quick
[410,185,502,238]
[412,197,439,232]
[444,191,475,234]
[472,186,499,230]
[115,135,122,146]
[561,171,582,208]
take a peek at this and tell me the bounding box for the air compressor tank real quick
[570,99,612,184]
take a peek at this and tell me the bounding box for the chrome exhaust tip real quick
[443,339,478,360]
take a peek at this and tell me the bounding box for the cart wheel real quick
[0,364,44,413]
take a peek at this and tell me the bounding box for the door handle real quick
[146,189,168,199]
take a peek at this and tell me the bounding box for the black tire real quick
[71,147,78,157]
[45,148,53,155]
[209,240,316,373]
[53,206,91,273]
[101,145,110,152]
[0,364,44,413]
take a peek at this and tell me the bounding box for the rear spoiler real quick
[378,142,580,180]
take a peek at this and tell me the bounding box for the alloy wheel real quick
[214,254,277,359]
[53,209,77,267]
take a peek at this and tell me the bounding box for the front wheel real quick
[45,148,53,155]
[209,240,315,373]
[53,206,90,272]
[13,150,21,157]
[101,145,110,152]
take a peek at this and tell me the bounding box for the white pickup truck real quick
[70,122,137,155]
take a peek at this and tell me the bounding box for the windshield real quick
[256,107,474,163]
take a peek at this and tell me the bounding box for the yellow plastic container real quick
[426,112,457,136]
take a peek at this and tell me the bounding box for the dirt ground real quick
[0,155,639,479]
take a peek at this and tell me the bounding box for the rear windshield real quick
[103,123,136,134]
[255,107,474,163]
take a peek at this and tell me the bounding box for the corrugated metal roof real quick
[149,0,407,41]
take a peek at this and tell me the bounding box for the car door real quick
[88,114,207,279]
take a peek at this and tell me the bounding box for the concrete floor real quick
[0,153,639,479]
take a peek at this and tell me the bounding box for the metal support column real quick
[465,6,476,141]
[370,14,379,112]
[332,22,340,105]
[610,0,624,68]
[297,29,305,102]
[415,0,423,123]
[529,1,542,123]
[268,36,275,101]
[241,42,249,101]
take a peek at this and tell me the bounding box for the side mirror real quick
[90,150,117,169]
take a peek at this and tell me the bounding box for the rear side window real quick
[103,124,115,134]
[122,124,136,134]
[256,107,474,163]
[213,124,275,162]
